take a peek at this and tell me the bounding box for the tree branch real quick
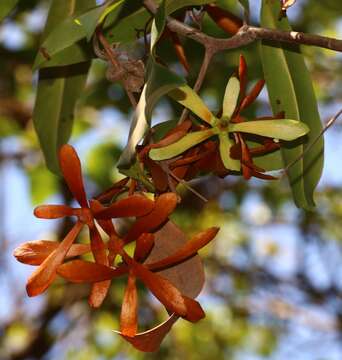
[143,0,342,52]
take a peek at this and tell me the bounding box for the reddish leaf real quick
[95,195,155,219]
[169,31,189,73]
[120,272,138,337]
[117,314,179,352]
[89,199,116,236]
[59,144,88,208]
[89,279,112,308]
[88,224,110,308]
[239,54,247,100]
[182,296,205,322]
[163,119,192,139]
[125,193,178,243]
[57,260,128,283]
[145,158,169,192]
[147,227,219,271]
[89,224,107,265]
[13,240,90,266]
[123,253,187,317]
[95,177,129,202]
[239,79,265,111]
[26,221,83,297]
[34,205,75,219]
[205,4,242,35]
[134,233,155,263]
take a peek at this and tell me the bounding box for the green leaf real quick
[149,129,214,161]
[33,0,94,174]
[222,76,240,120]
[247,140,283,171]
[229,119,309,141]
[260,0,324,209]
[218,132,240,171]
[253,149,283,171]
[38,41,93,68]
[168,85,215,125]
[152,119,179,142]
[118,61,186,169]
[103,6,150,44]
[33,2,110,69]
[0,0,18,22]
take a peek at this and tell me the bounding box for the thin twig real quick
[143,0,342,52]
[96,28,137,108]
[281,108,342,178]
[169,172,208,203]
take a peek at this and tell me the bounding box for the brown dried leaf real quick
[145,221,205,298]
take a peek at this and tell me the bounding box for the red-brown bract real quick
[13,144,219,351]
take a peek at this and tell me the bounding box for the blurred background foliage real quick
[0,0,342,359]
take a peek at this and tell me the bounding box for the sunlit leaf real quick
[218,132,240,171]
[168,85,215,125]
[149,129,214,161]
[222,76,240,120]
[229,119,309,141]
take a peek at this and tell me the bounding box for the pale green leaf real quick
[222,76,240,120]
[149,129,214,161]
[168,85,215,125]
[229,120,309,141]
[218,133,240,171]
